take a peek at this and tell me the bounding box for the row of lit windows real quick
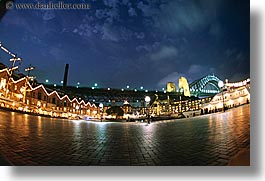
[30,92,90,109]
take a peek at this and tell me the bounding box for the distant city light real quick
[53,84,56,87]
[60,81,63,84]
[134,89,137,92]
[164,90,166,93]
[45,79,49,83]
[155,90,158,93]
[107,88,110,90]
[126,85,130,89]
[92,87,95,90]
[121,88,124,91]
[162,88,165,91]
[94,83,98,87]
[140,86,143,90]
[77,82,80,85]
[145,90,148,92]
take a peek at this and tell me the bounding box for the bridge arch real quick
[189,75,222,97]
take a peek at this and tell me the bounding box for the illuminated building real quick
[0,68,98,118]
[149,93,212,116]
[202,78,250,112]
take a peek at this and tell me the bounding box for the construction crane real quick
[25,64,35,77]
[0,42,22,68]
[0,42,22,97]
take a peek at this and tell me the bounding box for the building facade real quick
[0,68,98,118]
[202,84,250,113]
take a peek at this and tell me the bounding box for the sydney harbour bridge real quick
[189,75,221,97]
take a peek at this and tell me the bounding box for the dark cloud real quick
[42,10,56,21]
[134,32,145,39]
[150,46,178,61]
[128,7,137,16]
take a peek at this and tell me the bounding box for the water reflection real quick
[37,117,42,137]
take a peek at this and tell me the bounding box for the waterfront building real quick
[0,68,98,118]
[202,81,250,113]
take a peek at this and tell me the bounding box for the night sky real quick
[0,0,250,90]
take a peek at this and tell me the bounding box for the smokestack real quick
[63,64,69,91]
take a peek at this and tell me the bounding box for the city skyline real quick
[0,0,250,90]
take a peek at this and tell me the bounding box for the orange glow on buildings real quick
[0,68,98,119]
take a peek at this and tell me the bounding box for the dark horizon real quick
[0,0,250,90]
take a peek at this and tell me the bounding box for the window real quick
[0,78,6,89]
[38,93,42,100]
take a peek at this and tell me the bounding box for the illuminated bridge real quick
[189,75,222,97]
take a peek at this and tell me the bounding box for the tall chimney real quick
[63,64,69,91]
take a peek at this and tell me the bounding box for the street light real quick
[145,96,151,104]
[218,80,225,112]
[99,103,104,121]
[145,96,151,124]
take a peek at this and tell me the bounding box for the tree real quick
[106,106,124,118]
